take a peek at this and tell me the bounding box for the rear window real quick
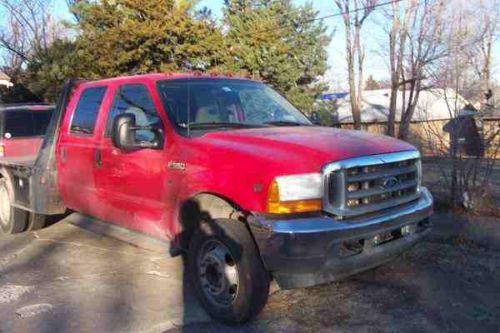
[4,109,53,138]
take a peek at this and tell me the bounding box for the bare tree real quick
[460,0,499,106]
[334,0,378,130]
[0,15,29,77]
[419,0,500,212]
[476,1,498,91]
[427,0,499,103]
[396,0,447,141]
[0,0,60,77]
[386,0,413,136]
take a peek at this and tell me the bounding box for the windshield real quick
[157,79,311,134]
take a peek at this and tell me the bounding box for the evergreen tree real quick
[23,0,331,108]
[223,0,331,113]
[73,0,226,77]
[26,39,83,101]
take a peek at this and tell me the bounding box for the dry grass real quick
[422,158,500,217]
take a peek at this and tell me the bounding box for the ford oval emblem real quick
[383,177,399,189]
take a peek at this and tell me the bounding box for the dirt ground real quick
[174,213,500,333]
[0,211,499,333]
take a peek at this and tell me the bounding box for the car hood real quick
[196,126,416,173]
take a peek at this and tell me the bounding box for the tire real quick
[187,218,270,324]
[26,213,48,231]
[0,178,28,234]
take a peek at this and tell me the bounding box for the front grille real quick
[323,151,421,217]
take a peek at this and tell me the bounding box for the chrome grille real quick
[323,151,421,217]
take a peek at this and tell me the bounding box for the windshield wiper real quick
[188,122,264,129]
[263,120,310,126]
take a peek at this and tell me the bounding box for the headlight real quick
[267,173,323,214]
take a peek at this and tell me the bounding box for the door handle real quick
[95,149,103,168]
[61,147,67,162]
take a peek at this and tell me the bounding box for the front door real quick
[95,83,169,238]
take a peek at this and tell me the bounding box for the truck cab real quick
[0,74,433,324]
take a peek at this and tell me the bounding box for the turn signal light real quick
[267,180,322,214]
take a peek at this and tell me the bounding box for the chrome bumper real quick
[248,188,433,289]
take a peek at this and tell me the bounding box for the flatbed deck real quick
[0,155,37,168]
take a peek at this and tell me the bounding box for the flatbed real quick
[0,155,37,167]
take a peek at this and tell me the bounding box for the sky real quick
[5,0,500,91]
[193,0,500,89]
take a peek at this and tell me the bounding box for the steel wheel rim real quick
[0,185,11,227]
[198,239,239,307]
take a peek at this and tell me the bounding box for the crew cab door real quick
[57,85,109,215]
[94,83,169,237]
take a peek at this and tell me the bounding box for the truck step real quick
[68,213,173,254]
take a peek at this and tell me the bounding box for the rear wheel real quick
[187,219,270,324]
[0,178,27,234]
[26,213,48,231]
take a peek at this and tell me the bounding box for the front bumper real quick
[248,187,433,289]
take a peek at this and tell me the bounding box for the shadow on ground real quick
[0,214,209,332]
[0,212,499,333]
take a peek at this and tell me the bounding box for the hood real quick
[199,126,416,168]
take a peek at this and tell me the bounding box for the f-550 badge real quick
[168,161,186,170]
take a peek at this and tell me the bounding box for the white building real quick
[323,88,469,124]
[320,89,475,156]
[0,71,13,88]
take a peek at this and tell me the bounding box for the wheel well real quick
[178,193,247,252]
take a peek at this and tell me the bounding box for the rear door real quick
[57,85,110,215]
[94,82,169,237]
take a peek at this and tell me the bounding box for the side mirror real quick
[112,113,162,151]
[310,111,321,125]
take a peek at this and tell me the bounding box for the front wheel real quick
[187,219,270,324]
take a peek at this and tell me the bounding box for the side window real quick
[70,87,107,135]
[158,84,189,127]
[106,84,163,141]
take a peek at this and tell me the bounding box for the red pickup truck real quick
[0,74,433,323]
[0,104,54,158]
